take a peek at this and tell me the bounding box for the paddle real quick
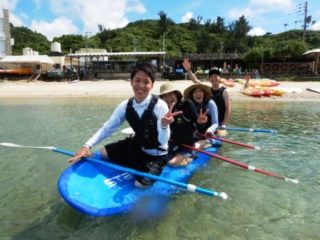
[227,127,277,134]
[0,142,227,199]
[180,143,299,184]
[197,133,260,150]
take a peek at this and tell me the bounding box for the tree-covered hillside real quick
[10,12,320,68]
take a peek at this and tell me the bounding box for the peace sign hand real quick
[197,108,209,124]
[161,102,183,128]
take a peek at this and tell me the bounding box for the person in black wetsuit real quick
[183,83,219,136]
[159,82,207,166]
[183,58,231,136]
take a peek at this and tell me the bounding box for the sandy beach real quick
[1,79,320,101]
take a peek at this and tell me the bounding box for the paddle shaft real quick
[0,142,228,197]
[180,144,296,182]
[198,133,256,150]
[52,147,225,198]
[227,127,277,134]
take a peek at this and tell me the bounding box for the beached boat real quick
[241,88,264,97]
[58,142,222,217]
[237,78,280,87]
[0,68,33,75]
[220,78,235,87]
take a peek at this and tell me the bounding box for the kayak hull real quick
[58,144,221,217]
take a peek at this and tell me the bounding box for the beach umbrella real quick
[303,48,320,74]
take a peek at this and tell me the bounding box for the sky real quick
[1,0,320,41]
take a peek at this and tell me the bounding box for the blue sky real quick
[1,0,320,41]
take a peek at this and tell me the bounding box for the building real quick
[0,9,12,58]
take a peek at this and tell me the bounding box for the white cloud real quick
[228,7,254,20]
[49,0,145,35]
[310,22,320,31]
[127,0,146,13]
[248,27,266,36]
[9,13,24,27]
[181,12,193,23]
[2,0,145,40]
[249,0,294,12]
[30,17,79,41]
[0,0,18,10]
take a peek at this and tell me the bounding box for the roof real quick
[303,48,320,56]
[66,51,166,58]
[0,55,55,64]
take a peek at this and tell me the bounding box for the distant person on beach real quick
[243,74,251,89]
[183,58,231,136]
[69,63,175,188]
[159,82,208,166]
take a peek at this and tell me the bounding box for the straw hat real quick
[183,84,212,101]
[159,82,183,99]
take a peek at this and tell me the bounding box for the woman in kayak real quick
[69,63,178,188]
[183,58,231,136]
[159,82,208,166]
[183,83,219,137]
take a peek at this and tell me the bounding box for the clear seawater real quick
[0,98,319,240]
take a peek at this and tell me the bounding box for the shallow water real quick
[0,98,319,240]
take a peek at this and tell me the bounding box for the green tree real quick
[53,35,84,54]
[11,24,49,55]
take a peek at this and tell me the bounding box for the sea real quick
[0,97,319,240]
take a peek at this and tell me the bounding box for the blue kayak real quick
[58,142,221,217]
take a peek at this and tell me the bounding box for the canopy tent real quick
[0,55,55,75]
[303,48,320,74]
[0,55,55,64]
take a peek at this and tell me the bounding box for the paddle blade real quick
[0,142,22,147]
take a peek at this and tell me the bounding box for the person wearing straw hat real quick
[183,58,231,137]
[159,82,208,166]
[183,84,219,136]
[69,62,175,188]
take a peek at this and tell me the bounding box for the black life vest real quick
[125,95,161,149]
[193,100,211,134]
[211,86,226,124]
[170,100,197,145]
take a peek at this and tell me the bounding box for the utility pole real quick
[302,1,307,42]
[85,32,91,51]
[84,32,91,72]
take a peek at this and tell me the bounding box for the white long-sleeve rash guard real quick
[84,95,170,156]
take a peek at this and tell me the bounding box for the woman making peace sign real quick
[159,82,207,166]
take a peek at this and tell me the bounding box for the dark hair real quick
[130,62,156,83]
[209,69,221,77]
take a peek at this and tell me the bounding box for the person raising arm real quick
[183,58,231,135]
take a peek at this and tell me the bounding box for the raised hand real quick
[197,108,209,124]
[161,102,183,127]
[182,58,191,72]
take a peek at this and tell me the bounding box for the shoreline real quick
[1,79,320,101]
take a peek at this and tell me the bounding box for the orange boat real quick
[220,78,235,87]
[0,68,33,75]
[238,78,280,87]
[241,88,264,97]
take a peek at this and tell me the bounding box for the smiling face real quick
[161,91,178,107]
[209,74,220,88]
[131,70,154,103]
[192,88,205,104]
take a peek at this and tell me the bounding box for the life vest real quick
[170,100,197,145]
[125,95,161,149]
[193,100,211,134]
[211,86,226,124]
